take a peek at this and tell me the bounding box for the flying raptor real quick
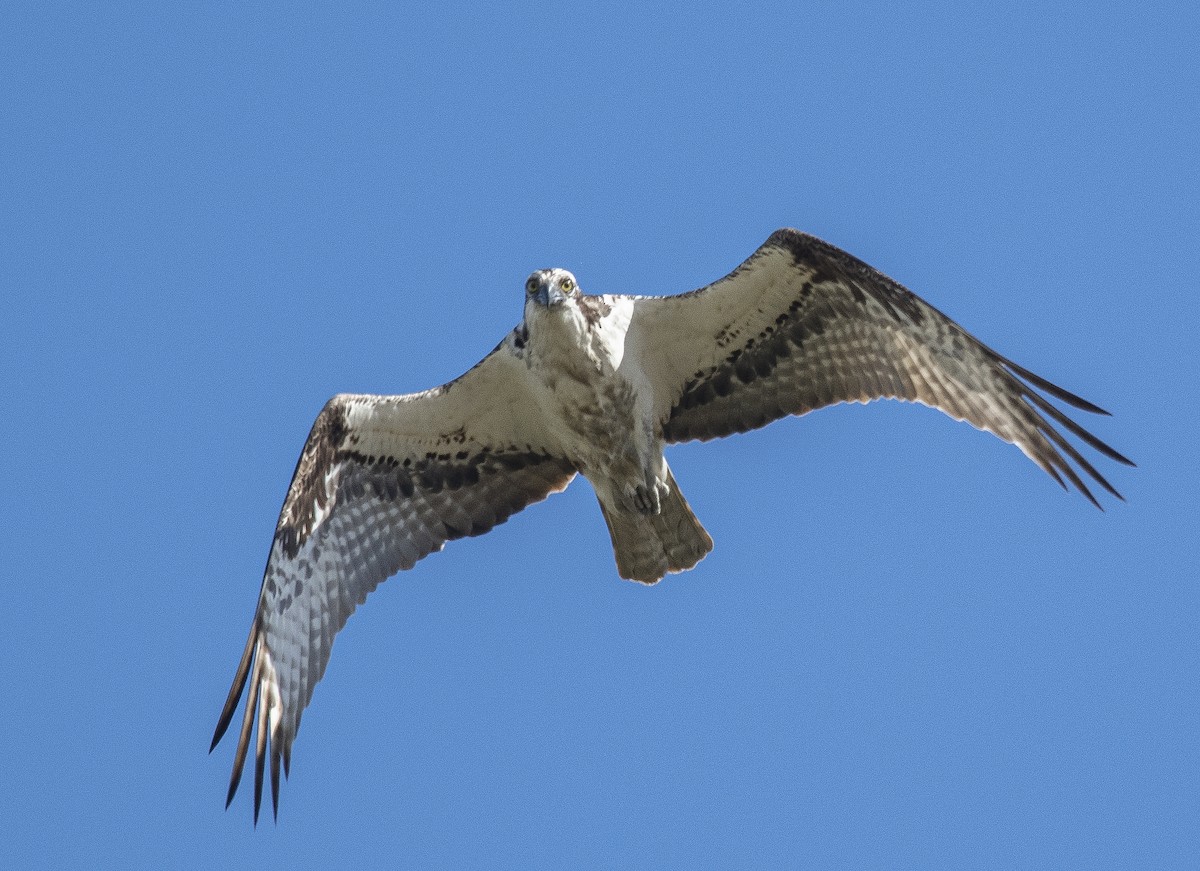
[212,229,1131,821]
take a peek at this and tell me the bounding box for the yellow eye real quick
[561,277,574,293]
[526,277,539,295]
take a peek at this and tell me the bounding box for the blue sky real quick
[2,3,1197,868]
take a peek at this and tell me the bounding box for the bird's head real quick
[525,268,580,311]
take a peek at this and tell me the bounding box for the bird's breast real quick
[524,297,647,468]
[528,358,641,474]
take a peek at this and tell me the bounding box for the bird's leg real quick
[608,412,670,515]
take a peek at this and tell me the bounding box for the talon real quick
[622,482,661,515]
[638,483,662,515]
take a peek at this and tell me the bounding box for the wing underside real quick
[629,229,1131,505]
[212,341,577,821]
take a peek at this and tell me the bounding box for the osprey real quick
[212,229,1131,821]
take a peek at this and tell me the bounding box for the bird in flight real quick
[211,229,1131,821]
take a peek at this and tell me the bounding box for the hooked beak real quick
[535,285,567,308]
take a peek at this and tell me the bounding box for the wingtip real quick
[212,621,260,754]
[1002,357,1114,416]
[1078,480,1102,511]
[270,743,282,822]
[1113,452,1137,469]
[251,752,266,825]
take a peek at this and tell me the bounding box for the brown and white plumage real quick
[212,229,1131,821]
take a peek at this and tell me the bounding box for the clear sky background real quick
[2,3,1197,868]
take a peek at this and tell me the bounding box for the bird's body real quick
[523,287,649,508]
[521,276,712,580]
[212,230,1132,821]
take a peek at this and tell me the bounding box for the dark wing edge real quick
[655,229,1133,506]
[211,359,576,822]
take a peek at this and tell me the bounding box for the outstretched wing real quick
[211,334,576,822]
[625,229,1131,502]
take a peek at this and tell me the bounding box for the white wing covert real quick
[211,336,576,821]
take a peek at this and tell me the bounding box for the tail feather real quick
[599,467,713,584]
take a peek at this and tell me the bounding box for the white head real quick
[524,268,580,311]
